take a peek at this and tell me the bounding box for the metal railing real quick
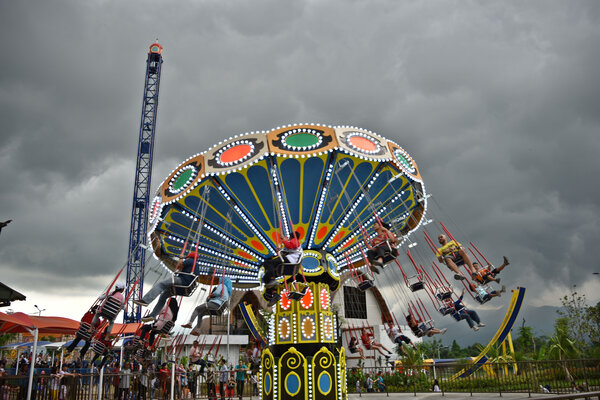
[347,359,600,396]
[1,359,598,399]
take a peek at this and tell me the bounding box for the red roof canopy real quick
[0,312,80,334]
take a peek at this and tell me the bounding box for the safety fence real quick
[0,369,260,400]
[349,359,600,396]
[1,359,599,400]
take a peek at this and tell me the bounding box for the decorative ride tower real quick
[124,42,164,323]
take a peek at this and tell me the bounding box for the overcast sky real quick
[1,1,599,336]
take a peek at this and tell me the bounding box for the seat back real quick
[159,320,175,334]
[100,297,123,321]
[358,280,375,292]
[288,283,308,301]
[77,322,93,341]
[170,273,199,297]
[92,341,106,356]
[208,302,227,316]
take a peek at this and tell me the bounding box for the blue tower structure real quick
[124,42,163,323]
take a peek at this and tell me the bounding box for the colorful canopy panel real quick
[149,124,427,285]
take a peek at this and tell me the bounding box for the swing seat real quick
[435,290,453,301]
[158,320,175,334]
[208,302,227,316]
[170,272,199,297]
[77,322,93,341]
[99,296,123,321]
[414,320,434,337]
[358,280,375,291]
[277,249,304,276]
[92,341,106,356]
[407,275,424,292]
[288,283,309,301]
[438,306,454,316]
[133,336,145,349]
[135,348,151,362]
[474,294,491,304]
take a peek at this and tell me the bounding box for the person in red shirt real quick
[360,328,392,358]
[64,305,101,358]
[279,231,302,264]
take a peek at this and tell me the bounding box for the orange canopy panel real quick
[0,312,80,334]
[110,322,142,335]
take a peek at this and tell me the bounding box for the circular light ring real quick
[393,148,416,174]
[169,165,198,194]
[207,138,264,170]
[338,130,387,157]
[322,316,333,340]
[345,131,382,155]
[280,290,291,310]
[326,254,339,276]
[149,196,163,225]
[278,317,291,340]
[159,154,205,203]
[269,126,334,154]
[282,128,323,150]
[320,288,330,310]
[300,287,314,309]
[301,316,315,339]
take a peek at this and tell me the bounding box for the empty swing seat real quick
[358,280,375,291]
[158,320,175,334]
[170,272,199,297]
[100,297,123,320]
[77,322,93,341]
[407,275,425,292]
[288,282,308,301]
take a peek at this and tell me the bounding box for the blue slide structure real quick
[450,286,526,379]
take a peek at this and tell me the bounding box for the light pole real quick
[34,305,46,316]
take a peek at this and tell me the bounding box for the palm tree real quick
[547,318,579,383]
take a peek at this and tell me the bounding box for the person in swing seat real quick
[134,252,199,322]
[360,328,393,359]
[471,256,510,284]
[182,273,232,335]
[451,288,486,331]
[137,298,179,348]
[348,336,366,360]
[366,221,399,273]
[406,314,447,337]
[435,234,478,281]
[262,231,303,287]
[385,321,417,356]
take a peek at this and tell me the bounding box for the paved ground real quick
[347,392,592,399]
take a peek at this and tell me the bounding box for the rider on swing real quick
[436,234,477,281]
[366,221,399,274]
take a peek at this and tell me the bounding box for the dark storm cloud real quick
[1,0,599,317]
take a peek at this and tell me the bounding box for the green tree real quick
[557,285,591,351]
[547,318,578,382]
[587,302,600,347]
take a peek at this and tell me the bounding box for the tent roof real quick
[0,312,80,334]
[0,311,141,336]
[0,340,52,349]
[0,282,26,307]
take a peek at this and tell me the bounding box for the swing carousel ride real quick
[146,123,522,400]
